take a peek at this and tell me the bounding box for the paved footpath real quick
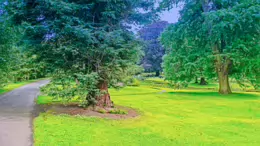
[0,80,49,146]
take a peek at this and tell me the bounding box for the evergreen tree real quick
[139,21,169,76]
[9,0,157,107]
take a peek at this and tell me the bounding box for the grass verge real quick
[0,79,42,95]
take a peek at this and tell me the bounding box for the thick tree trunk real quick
[200,77,207,85]
[218,71,232,94]
[96,80,113,107]
[213,44,232,94]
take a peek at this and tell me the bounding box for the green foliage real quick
[161,0,260,92]
[8,54,48,82]
[9,0,157,106]
[0,10,20,86]
[1,2,46,85]
[41,72,99,105]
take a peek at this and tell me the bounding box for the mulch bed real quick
[35,104,139,120]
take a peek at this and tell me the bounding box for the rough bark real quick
[218,71,232,94]
[96,80,113,107]
[200,77,207,85]
[213,44,232,94]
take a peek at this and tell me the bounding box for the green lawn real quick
[145,77,257,91]
[0,80,40,95]
[35,84,260,146]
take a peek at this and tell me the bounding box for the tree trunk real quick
[96,80,113,107]
[75,78,80,85]
[255,73,260,90]
[155,70,160,77]
[218,71,232,94]
[195,76,198,84]
[213,44,232,94]
[200,77,207,85]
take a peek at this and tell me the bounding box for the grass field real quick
[0,80,40,95]
[35,82,260,146]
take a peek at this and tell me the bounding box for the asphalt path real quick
[0,80,49,146]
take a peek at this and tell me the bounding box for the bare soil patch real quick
[35,104,139,120]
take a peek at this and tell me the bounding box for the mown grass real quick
[146,77,257,91]
[35,82,260,146]
[0,80,40,95]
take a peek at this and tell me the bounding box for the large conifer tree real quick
[9,0,157,107]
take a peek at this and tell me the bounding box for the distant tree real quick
[139,21,169,76]
[161,0,260,94]
[0,2,21,86]
[9,0,157,107]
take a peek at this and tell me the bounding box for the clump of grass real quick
[97,109,107,114]
[109,109,128,115]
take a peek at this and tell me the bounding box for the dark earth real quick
[0,80,49,146]
[41,104,139,120]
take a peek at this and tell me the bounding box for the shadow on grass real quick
[167,92,260,100]
[112,91,259,100]
[112,90,259,99]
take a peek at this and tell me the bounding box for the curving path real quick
[0,80,49,146]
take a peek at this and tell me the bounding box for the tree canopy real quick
[0,2,21,86]
[8,0,157,107]
[161,0,260,93]
[139,21,169,76]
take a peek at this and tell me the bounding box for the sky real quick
[160,7,182,23]
[132,6,182,33]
